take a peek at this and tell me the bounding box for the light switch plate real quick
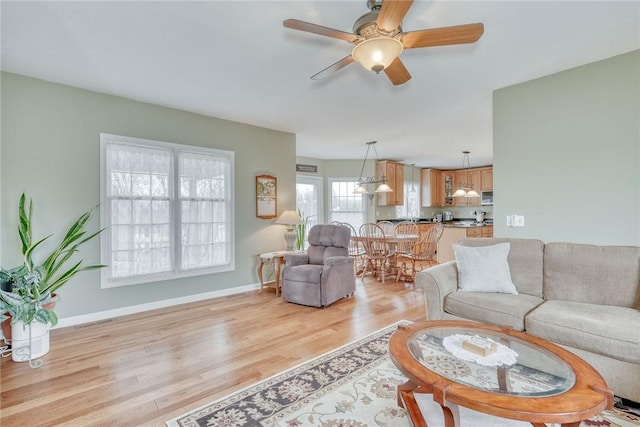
[514,215,525,227]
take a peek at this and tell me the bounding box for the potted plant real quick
[295,209,312,251]
[0,193,105,361]
[0,266,57,363]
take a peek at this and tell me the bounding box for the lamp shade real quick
[275,210,302,225]
[353,185,370,194]
[453,188,468,197]
[374,183,393,193]
[466,189,480,197]
[352,37,403,73]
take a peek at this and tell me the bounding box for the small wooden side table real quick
[257,251,293,297]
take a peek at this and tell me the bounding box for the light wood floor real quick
[0,277,426,426]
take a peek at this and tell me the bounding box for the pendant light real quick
[453,151,479,198]
[409,164,416,193]
[353,141,393,199]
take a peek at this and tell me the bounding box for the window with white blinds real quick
[100,134,234,288]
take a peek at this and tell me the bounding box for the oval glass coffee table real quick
[389,321,613,427]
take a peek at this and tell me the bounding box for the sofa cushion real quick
[444,292,544,331]
[544,242,640,308]
[526,300,640,364]
[454,243,517,294]
[458,238,544,297]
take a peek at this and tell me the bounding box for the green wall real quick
[1,72,296,320]
[493,50,640,244]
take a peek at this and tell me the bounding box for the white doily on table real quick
[442,334,518,367]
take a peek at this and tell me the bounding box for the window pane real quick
[179,151,231,271]
[133,200,151,224]
[151,174,169,197]
[112,200,132,224]
[132,173,151,197]
[110,171,131,196]
[113,225,132,251]
[152,200,170,224]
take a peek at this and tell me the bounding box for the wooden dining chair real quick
[336,222,366,275]
[393,220,420,258]
[359,223,394,284]
[397,223,444,282]
[377,220,395,235]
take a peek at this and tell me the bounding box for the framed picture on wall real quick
[256,175,277,219]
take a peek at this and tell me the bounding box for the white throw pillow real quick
[453,243,518,294]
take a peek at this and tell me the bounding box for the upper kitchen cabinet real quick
[376,160,404,206]
[454,169,481,206]
[481,167,493,191]
[420,168,441,207]
[441,171,455,206]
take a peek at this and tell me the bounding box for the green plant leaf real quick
[0,290,25,306]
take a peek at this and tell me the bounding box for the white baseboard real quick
[54,283,261,329]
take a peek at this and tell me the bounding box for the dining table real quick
[352,233,420,279]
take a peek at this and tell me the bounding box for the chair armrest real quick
[415,261,459,320]
[285,252,309,267]
[324,256,354,267]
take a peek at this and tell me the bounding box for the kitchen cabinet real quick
[418,222,436,237]
[441,171,455,206]
[465,225,493,237]
[465,227,483,237]
[376,160,404,206]
[454,169,481,206]
[420,168,441,207]
[481,167,493,191]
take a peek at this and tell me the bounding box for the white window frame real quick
[99,133,235,288]
[327,177,368,229]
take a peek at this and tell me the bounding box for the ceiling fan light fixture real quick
[352,37,403,73]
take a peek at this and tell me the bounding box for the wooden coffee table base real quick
[396,378,587,427]
[390,321,614,427]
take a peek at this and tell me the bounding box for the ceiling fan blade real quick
[311,55,356,80]
[284,19,361,43]
[401,23,484,49]
[376,0,414,34]
[384,58,411,86]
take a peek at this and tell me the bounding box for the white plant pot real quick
[11,320,50,362]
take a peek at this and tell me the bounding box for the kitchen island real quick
[437,223,494,263]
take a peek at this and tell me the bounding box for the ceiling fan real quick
[283,0,484,86]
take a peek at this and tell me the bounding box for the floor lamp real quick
[275,210,302,251]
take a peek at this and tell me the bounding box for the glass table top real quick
[408,325,576,397]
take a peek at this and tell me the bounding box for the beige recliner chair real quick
[282,224,355,307]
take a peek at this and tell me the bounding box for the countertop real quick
[379,218,493,228]
[443,221,493,228]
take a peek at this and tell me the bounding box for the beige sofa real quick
[415,237,640,403]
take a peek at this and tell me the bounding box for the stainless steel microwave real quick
[481,191,493,206]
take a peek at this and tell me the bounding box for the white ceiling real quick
[2,1,639,168]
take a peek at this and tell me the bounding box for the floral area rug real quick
[166,321,640,427]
